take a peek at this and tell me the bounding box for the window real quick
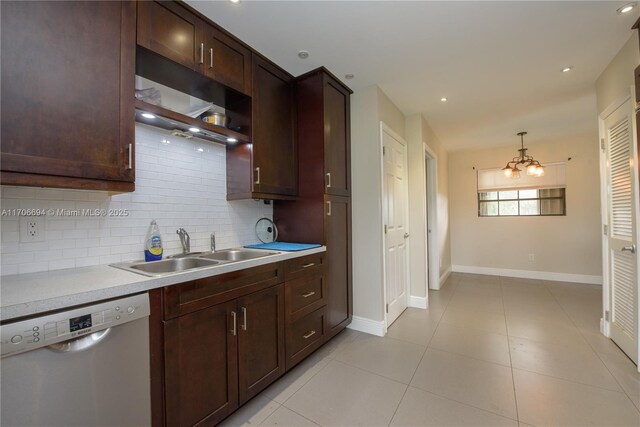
[478,188,566,217]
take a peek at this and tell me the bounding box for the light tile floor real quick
[220,273,640,426]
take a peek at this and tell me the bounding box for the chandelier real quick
[501,131,544,178]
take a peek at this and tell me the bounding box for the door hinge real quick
[386,304,389,313]
[603,224,608,236]
[601,138,605,150]
[384,224,388,234]
[605,310,610,321]
[383,146,386,156]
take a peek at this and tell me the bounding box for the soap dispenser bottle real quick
[144,220,163,262]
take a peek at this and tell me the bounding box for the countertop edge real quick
[0,247,326,322]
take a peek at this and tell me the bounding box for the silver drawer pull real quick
[230,311,237,336]
[302,263,316,268]
[200,42,204,64]
[303,330,316,339]
[302,291,316,298]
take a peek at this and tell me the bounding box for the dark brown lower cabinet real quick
[237,284,286,404]
[153,263,287,426]
[325,195,352,339]
[164,301,238,426]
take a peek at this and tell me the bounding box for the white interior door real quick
[382,126,409,326]
[605,98,639,364]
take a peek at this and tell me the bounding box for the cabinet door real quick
[137,1,202,70]
[324,195,352,338]
[164,301,238,426]
[237,284,286,404]
[1,1,135,187]
[323,77,351,197]
[252,55,297,197]
[204,26,252,95]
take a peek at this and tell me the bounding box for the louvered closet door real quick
[605,98,639,364]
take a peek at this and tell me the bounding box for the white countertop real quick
[0,247,326,322]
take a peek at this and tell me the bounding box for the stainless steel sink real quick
[111,248,279,277]
[197,249,278,262]
[112,257,221,277]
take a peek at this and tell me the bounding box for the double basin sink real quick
[112,248,278,277]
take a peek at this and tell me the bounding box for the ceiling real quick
[187,1,639,151]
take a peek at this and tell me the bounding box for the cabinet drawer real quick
[284,252,325,280]
[163,262,283,319]
[286,275,325,321]
[286,307,324,370]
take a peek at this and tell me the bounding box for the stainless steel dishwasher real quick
[0,293,151,427]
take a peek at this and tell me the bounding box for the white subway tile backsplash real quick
[1,124,272,276]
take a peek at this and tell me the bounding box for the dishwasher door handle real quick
[47,329,111,353]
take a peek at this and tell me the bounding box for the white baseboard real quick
[451,265,602,285]
[439,266,452,286]
[347,315,386,337]
[409,296,427,309]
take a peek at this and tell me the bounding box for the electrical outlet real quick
[20,217,45,243]
[528,253,535,262]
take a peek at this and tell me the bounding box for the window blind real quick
[477,162,566,192]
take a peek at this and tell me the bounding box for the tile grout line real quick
[499,275,521,424]
[386,275,459,426]
[543,280,640,414]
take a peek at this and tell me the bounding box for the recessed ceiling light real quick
[229,0,241,3]
[562,66,573,73]
[161,139,170,145]
[440,97,448,102]
[227,137,238,143]
[298,50,309,59]
[189,127,200,133]
[141,112,156,119]
[196,147,204,152]
[345,74,355,80]
[617,3,636,13]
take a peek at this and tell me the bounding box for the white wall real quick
[596,35,639,115]
[0,124,272,276]
[351,85,452,328]
[405,114,452,296]
[448,133,602,282]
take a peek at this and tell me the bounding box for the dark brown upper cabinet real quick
[323,78,352,197]
[1,1,136,191]
[203,26,252,96]
[137,1,201,71]
[137,1,252,96]
[226,55,297,200]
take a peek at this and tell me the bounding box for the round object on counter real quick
[255,218,278,243]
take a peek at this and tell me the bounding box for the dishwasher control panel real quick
[0,293,150,358]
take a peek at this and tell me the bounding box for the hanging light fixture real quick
[502,131,544,178]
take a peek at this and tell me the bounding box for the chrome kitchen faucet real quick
[176,228,190,254]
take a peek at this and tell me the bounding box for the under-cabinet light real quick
[141,113,156,119]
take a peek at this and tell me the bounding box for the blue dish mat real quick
[244,242,322,252]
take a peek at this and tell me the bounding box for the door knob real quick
[404,233,410,239]
[621,244,636,254]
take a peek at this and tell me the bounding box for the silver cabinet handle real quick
[326,201,331,216]
[303,330,316,339]
[241,306,247,331]
[302,291,316,298]
[302,263,316,268]
[622,244,636,254]
[209,47,213,69]
[230,311,237,336]
[199,42,204,64]
[325,172,331,188]
[127,143,133,169]
[254,167,260,185]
